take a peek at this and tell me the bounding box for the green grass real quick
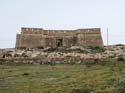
[0,63,125,93]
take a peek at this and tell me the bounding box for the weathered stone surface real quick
[1,45,125,64]
[15,27,103,49]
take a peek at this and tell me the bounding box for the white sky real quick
[0,0,125,48]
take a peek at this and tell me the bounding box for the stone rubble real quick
[0,45,125,64]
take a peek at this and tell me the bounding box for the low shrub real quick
[117,57,124,62]
[88,46,105,53]
[22,72,30,76]
[71,88,92,93]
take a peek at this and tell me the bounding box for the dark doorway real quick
[56,39,63,47]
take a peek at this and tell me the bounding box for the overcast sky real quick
[0,0,125,48]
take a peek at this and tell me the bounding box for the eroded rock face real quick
[0,45,125,64]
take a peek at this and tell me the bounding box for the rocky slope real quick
[0,45,125,64]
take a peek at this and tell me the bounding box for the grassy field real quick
[0,63,125,93]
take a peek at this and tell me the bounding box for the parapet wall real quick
[21,27,101,35]
[21,27,44,34]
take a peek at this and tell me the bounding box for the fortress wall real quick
[16,27,103,49]
[44,37,56,48]
[43,30,75,36]
[21,27,44,34]
[63,36,77,47]
[15,34,21,49]
[21,27,101,35]
[77,28,103,46]
[76,28,101,34]
[16,34,45,49]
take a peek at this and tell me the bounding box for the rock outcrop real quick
[0,45,125,64]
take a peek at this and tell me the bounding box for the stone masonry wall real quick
[16,27,103,49]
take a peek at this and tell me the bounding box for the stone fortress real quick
[16,27,103,49]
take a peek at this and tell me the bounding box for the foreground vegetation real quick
[0,61,125,93]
